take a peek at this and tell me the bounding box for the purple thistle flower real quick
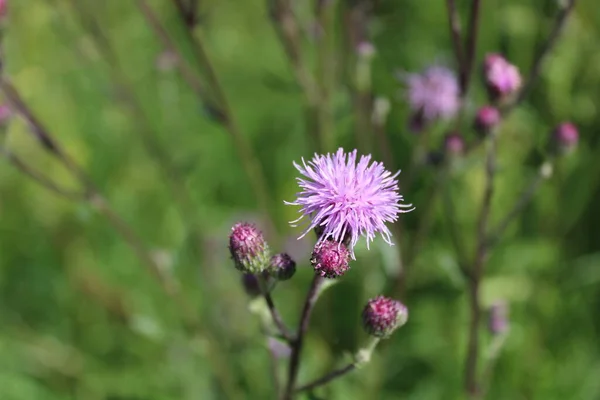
[286,148,414,258]
[402,66,461,128]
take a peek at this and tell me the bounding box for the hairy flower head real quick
[286,148,414,258]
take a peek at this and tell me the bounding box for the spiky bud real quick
[269,253,296,281]
[362,296,408,338]
[311,240,350,279]
[474,106,501,137]
[229,222,270,274]
[551,122,579,154]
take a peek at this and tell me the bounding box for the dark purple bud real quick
[474,106,501,136]
[488,301,509,335]
[269,253,296,281]
[229,222,270,274]
[552,122,579,154]
[240,273,261,298]
[362,296,408,338]
[311,240,350,279]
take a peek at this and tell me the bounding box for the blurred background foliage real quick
[0,0,599,399]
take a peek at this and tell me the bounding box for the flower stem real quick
[295,337,380,393]
[282,274,325,399]
[465,133,497,397]
[487,161,553,247]
[461,0,482,97]
[261,279,295,342]
[505,0,577,113]
[446,0,465,82]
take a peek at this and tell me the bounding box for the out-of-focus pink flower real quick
[0,105,11,123]
[552,122,579,154]
[403,66,461,131]
[483,54,521,102]
[444,132,465,156]
[474,106,501,136]
[488,301,509,335]
[286,148,414,258]
[0,0,6,18]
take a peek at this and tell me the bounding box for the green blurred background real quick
[1,0,599,399]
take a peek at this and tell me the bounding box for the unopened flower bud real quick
[311,240,350,279]
[269,253,296,281]
[362,296,408,338]
[483,54,521,103]
[229,222,270,274]
[551,122,579,154]
[0,104,11,125]
[488,301,509,335]
[474,106,501,136]
[240,273,262,298]
[444,132,465,156]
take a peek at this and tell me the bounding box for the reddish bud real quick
[269,253,296,281]
[229,222,270,274]
[311,240,350,279]
[362,296,408,338]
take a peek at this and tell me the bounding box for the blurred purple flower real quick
[402,66,461,129]
[488,301,509,335]
[267,337,291,359]
[444,132,465,156]
[483,54,521,101]
[552,122,579,154]
[286,148,414,258]
[0,104,12,123]
[474,106,501,136]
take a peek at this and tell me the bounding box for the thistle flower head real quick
[229,222,270,274]
[311,240,351,279]
[269,253,297,281]
[483,54,521,101]
[403,66,461,128]
[362,296,408,338]
[286,148,414,258]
